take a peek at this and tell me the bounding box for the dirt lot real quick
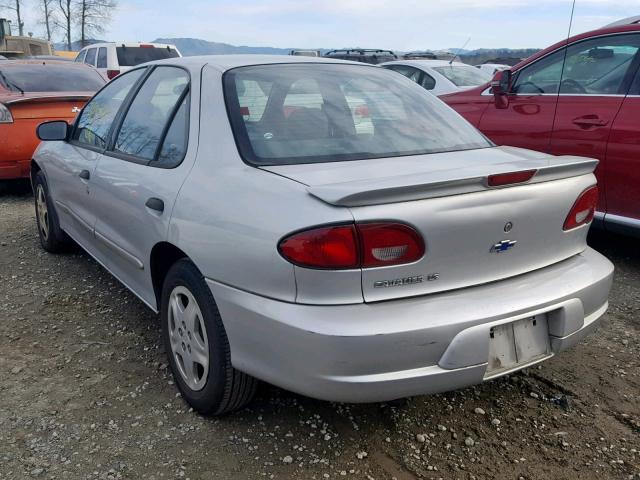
[0,181,638,480]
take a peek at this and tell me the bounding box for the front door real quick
[47,69,145,247]
[91,65,194,308]
[549,33,640,215]
[478,47,568,153]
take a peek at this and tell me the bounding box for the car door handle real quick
[145,197,164,213]
[79,169,90,180]
[572,116,608,128]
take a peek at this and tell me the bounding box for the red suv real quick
[441,22,640,236]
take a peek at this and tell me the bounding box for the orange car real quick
[0,60,105,179]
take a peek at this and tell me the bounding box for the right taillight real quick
[106,69,120,80]
[278,222,425,270]
[564,185,598,231]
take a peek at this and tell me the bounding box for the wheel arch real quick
[150,242,190,309]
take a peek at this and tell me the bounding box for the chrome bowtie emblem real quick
[71,106,81,113]
[491,239,517,253]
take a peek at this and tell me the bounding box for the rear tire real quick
[33,170,71,253]
[160,259,258,415]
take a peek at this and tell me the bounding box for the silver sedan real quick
[31,55,613,415]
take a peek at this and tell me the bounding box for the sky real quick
[11,0,640,50]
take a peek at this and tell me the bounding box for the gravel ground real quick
[0,181,638,480]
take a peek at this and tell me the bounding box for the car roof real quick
[380,59,470,68]
[148,54,368,72]
[512,23,640,71]
[0,59,91,67]
[80,42,178,49]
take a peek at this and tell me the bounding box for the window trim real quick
[105,64,192,168]
[68,66,150,154]
[510,31,640,97]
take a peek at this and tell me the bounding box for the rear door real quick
[90,65,194,308]
[602,64,640,227]
[478,47,566,153]
[549,33,640,215]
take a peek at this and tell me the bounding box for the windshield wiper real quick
[0,71,25,95]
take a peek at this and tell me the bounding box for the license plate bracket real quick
[485,315,551,378]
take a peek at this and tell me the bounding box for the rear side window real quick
[84,48,97,66]
[97,47,107,68]
[224,64,491,166]
[432,66,490,87]
[114,66,189,162]
[156,96,189,168]
[73,69,144,149]
[116,46,179,66]
[0,64,105,92]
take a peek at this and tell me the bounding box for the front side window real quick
[73,69,144,149]
[514,33,640,95]
[114,66,189,161]
[84,48,97,66]
[75,50,87,63]
[97,47,107,69]
[224,64,491,166]
[432,65,490,87]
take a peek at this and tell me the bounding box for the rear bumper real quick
[207,247,613,403]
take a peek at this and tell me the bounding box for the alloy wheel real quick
[36,185,49,241]
[167,286,210,391]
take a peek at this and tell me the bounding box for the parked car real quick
[31,55,613,415]
[381,59,491,95]
[402,51,437,60]
[0,60,105,180]
[476,63,510,75]
[74,42,181,80]
[441,22,640,236]
[324,49,397,64]
[289,49,321,57]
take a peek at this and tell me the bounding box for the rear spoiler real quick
[307,157,598,207]
[4,94,93,105]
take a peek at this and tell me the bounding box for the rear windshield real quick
[116,46,179,66]
[0,64,105,92]
[432,65,490,86]
[224,64,491,166]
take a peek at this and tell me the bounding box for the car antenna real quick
[449,36,471,65]
[548,0,576,153]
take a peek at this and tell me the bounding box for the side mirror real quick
[37,120,69,141]
[491,69,512,109]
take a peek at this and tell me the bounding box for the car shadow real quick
[0,179,32,197]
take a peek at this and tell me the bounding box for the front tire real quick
[33,170,70,253]
[161,259,258,415]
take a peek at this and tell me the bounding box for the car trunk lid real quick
[4,93,91,120]
[263,146,599,302]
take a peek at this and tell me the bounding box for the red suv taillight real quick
[278,222,425,269]
[107,69,120,80]
[564,185,598,231]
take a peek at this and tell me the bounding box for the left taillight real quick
[106,69,120,80]
[563,185,598,231]
[278,222,425,270]
[0,103,13,123]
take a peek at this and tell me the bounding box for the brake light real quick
[279,225,359,269]
[107,69,120,79]
[278,222,425,269]
[564,185,598,231]
[487,170,536,187]
[139,44,155,48]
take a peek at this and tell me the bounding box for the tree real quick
[57,0,72,50]
[38,0,58,41]
[0,0,25,36]
[76,0,116,48]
